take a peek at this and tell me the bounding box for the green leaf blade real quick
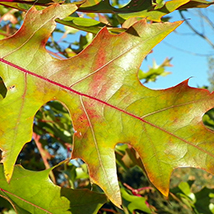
[0,165,107,214]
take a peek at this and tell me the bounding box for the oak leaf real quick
[0,164,106,213]
[1,2,214,208]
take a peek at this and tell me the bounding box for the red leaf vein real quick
[0,188,52,213]
[1,58,214,159]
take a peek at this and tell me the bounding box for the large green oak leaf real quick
[1,2,214,208]
[0,164,106,213]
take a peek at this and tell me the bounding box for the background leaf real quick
[79,0,213,22]
[121,187,152,213]
[0,164,107,214]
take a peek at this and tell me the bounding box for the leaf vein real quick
[1,58,214,159]
[0,188,52,214]
[80,96,114,192]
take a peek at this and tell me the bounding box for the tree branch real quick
[179,10,214,49]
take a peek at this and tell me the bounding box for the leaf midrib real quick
[0,187,52,214]
[1,57,214,160]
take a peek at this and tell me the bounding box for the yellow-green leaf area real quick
[0,164,106,214]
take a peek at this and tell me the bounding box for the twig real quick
[123,183,153,196]
[46,49,66,60]
[197,9,214,31]
[179,10,214,49]
[33,132,56,184]
[163,41,214,56]
[99,208,118,213]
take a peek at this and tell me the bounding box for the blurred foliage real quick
[0,1,214,214]
[139,58,172,84]
[208,57,214,92]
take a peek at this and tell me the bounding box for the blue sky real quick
[143,7,214,89]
